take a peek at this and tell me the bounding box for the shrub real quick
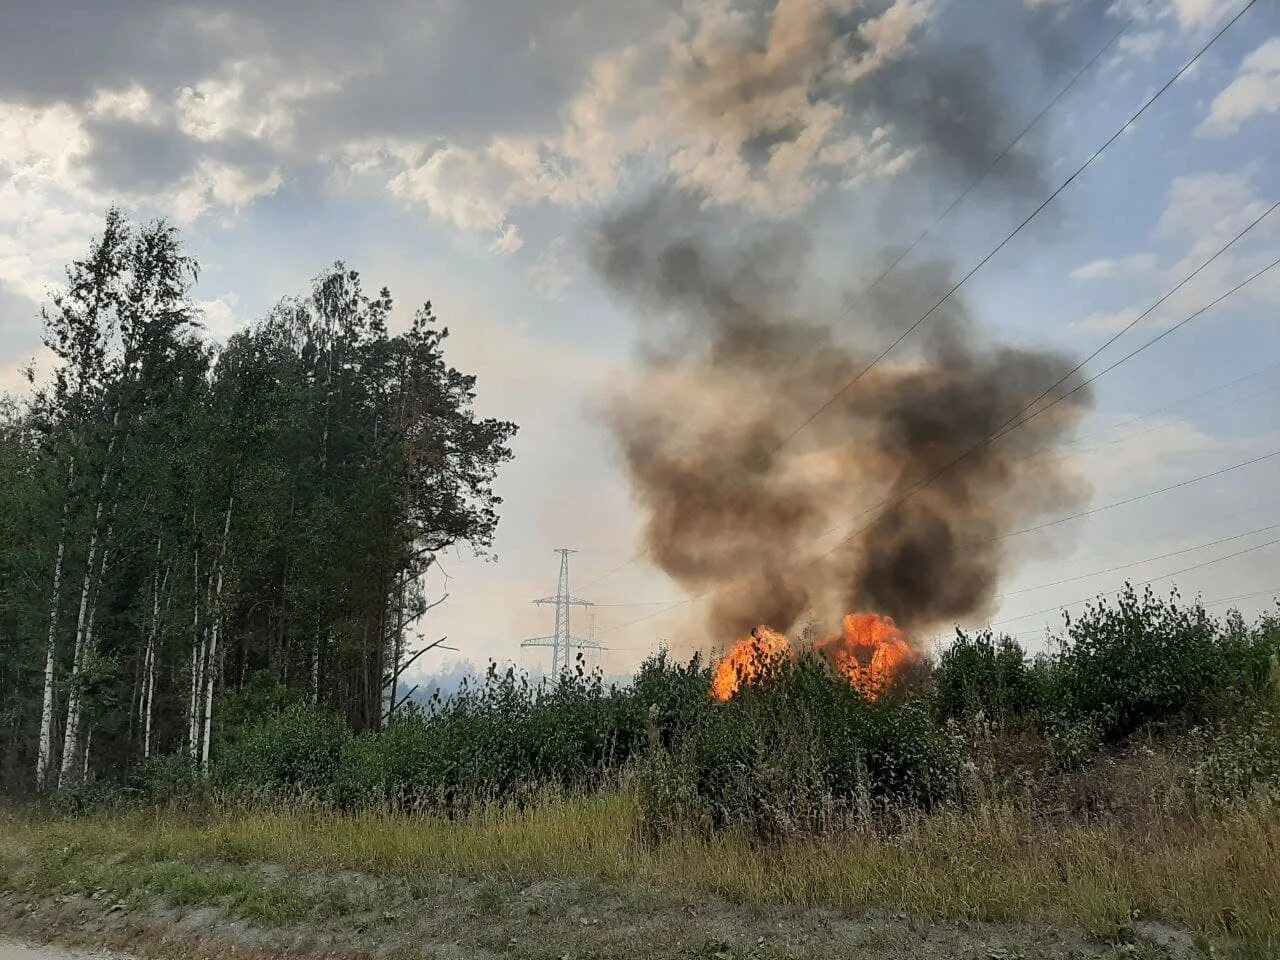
[1052,585,1226,742]
[1188,709,1280,807]
[338,653,713,811]
[638,653,962,840]
[129,754,203,803]
[215,704,349,797]
[934,629,1040,726]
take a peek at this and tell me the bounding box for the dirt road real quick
[0,942,124,960]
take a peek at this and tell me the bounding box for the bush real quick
[934,629,1040,726]
[128,754,203,802]
[1051,585,1228,742]
[1188,709,1280,807]
[638,653,962,840]
[215,704,350,798]
[338,653,712,811]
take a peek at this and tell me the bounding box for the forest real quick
[0,209,517,792]
[5,212,1280,958]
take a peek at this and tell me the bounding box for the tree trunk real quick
[142,562,170,761]
[59,525,111,787]
[187,546,203,759]
[57,498,107,786]
[200,498,233,774]
[311,634,321,705]
[35,506,68,789]
[385,575,407,727]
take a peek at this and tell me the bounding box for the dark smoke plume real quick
[593,0,1100,643]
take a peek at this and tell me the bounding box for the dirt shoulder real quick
[1,852,1196,960]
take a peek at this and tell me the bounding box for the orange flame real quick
[814,612,913,699]
[710,612,912,702]
[710,625,789,702]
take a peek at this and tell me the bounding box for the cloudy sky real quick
[2,0,1278,680]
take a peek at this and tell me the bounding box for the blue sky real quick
[1,0,1277,679]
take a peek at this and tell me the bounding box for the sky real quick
[1,0,1278,684]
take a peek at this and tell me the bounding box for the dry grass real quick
[2,791,1278,956]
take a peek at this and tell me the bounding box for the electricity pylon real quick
[521,548,602,675]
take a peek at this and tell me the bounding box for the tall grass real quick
[3,790,1278,955]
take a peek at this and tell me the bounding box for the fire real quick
[815,612,913,699]
[710,625,789,702]
[710,612,912,702]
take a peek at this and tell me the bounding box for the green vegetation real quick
[10,582,1270,953]
[0,209,516,793]
[5,214,1280,958]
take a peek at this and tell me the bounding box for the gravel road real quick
[0,942,125,960]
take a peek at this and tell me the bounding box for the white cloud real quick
[1078,306,1142,332]
[167,159,283,224]
[348,0,929,241]
[1168,0,1236,30]
[488,223,524,256]
[0,86,284,314]
[195,297,241,340]
[528,237,573,301]
[1070,415,1219,497]
[175,59,340,146]
[1157,171,1272,263]
[87,85,156,123]
[1117,31,1165,60]
[1070,253,1158,282]
[1199,38,1280,137]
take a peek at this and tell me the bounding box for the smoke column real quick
[593,0,1100,643]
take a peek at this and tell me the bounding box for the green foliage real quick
[127,754,203,803]
[934,629,1040,726]
[206,653,714,811]
[215,705,350,797]
[1051,585,1272,742]
[638,653,962,840]
[0,211,519,792]
[1188,709,1280,807]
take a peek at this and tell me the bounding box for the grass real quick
[2,790,1278,957]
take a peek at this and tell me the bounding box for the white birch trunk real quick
[200,498,233,774]
[57,498,107,786]
[36,518,67,789]
[58,414,118,788]
[142,563,169,761]
[187,548,202,759]
[59,528,110,787]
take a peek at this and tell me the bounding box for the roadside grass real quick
[3,791,1278,957]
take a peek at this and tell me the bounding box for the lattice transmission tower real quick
[521,548,603,675]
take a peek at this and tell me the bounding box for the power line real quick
[600,444,1280,638]
[597,2,1268,638]
[576,6,1150,595]
[999,447,1280,541]
[766,0,1260,458]
[1049,360,1280,453]
[990,533,1280,627]
[1024,376,1280,468]
[580,0,1259,594]
[994,582,1280,640]
[607,370,1280,620]
[819,244,1280,551]
[992,252,1280,446]
[995,519,1280,599]
[848,5,1142,311]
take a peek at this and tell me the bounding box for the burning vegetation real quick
[711,612,913,702]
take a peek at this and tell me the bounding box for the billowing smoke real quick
[593,0,1100,643]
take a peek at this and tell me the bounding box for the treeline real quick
[0,210,516,791]
[90,585,1280,839]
